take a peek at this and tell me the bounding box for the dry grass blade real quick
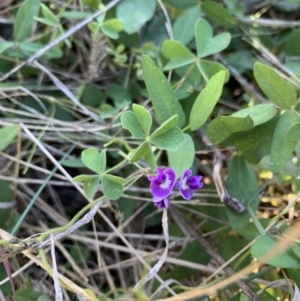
[0,229,96,301]
[38,201,104,249]
[0,243,32,263]
[33,61,102,122]
[133,209,169,290]
[50,234,63,301]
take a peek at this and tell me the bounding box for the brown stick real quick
[197,131,246,213]
[170,206,261,301]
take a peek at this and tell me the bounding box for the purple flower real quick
[153,196,170,209]
[179,169,204,200]
[148,167,176,198]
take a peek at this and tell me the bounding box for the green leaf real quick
[0,124,19,152]
[287,269,300,290]
[234,117,279,164]
[287,124,300,141]
[217,235,251,270]
[162,240,210,281]
[167,133,195,177]
[225,0,246,17]
[189,70,226,131]
[239,219,272,242]
[13,0,41,41]
[116,0,156,34]
[83,177,101,200]
[150,115,178,138]
[72,174,101,200]
[15,289,44,301]
[61,158,85,168]
[197,59,229,82]
[19,42,63,59]
[162,40,197,70]
[102,174,126,185]
[81,148,106,174]
[121,111,146,139]
[254,62,297,108]
[201,1,237,28]
[40,3,59,26]
[163,0,198,8]
[107,84,131,110]
[142,55,186,127]
[132,104,152,136]
[227,50,256,73]
[195,19,231,58]
[80,84,105,107]
[231,104,277,127]
[102,174,124,200]
[251,235,300,269]
[37,295,52,301]
[117,197,137,221]
[151,128,185,151]
[88,22,101,36]
[173,6,201,45]
[270,111,300,172]
[72,174,100,182]
[175,63,201,87]
[34,17,59,27]
[0,42,14,54]
[102,19,123,32]
[226,156,259,232]
[101,19,123,39]
[101,27,119,39]
[144,143,156,171]
[130,141,149,163]
[207,115,254,145]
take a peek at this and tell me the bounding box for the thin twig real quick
[19,123,86,198]
[237,17,300,28]
[198,131,246,213]
[50,235,63,301]
[33,61,103,122]
[37,201,104,249]
[0,230,94,301]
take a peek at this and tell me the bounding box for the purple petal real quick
[179,186,193,200]
[187,175,203,190]
[150,168,176,198]
[164,168,176,182]
[148,175,155,182]
[155,168,165,181]
[179,170,204,200]
[153,196,170,209]
[174,182,179,190]
[150,183,172,198]
[181,169,192,182]
[163,197,171,208]
[179,169,191,193]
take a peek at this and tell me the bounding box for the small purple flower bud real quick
[148,167,176,198]
[153,196,170,209]
[179,169,204,200]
